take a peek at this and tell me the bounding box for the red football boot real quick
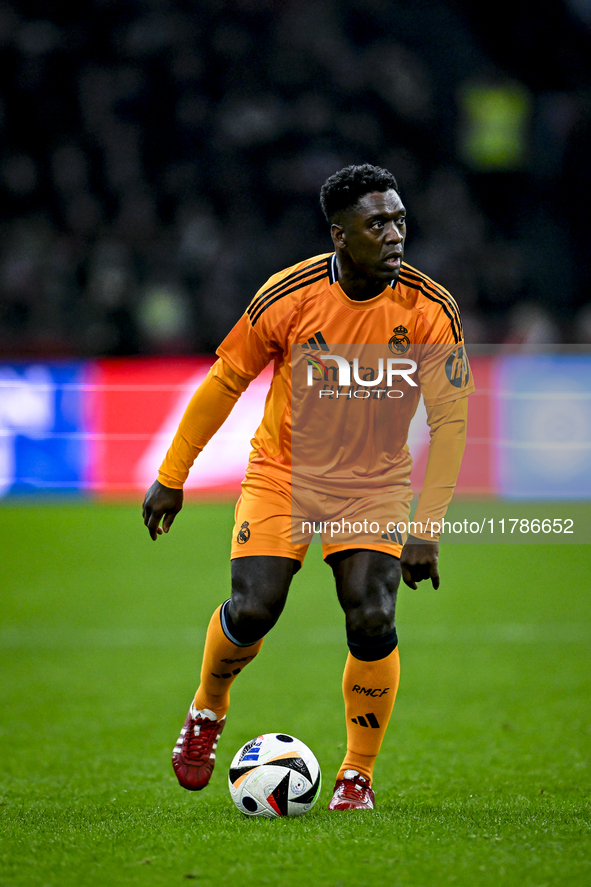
[328,770,375,810]
[172,704,226,791]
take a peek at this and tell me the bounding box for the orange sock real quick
[193,604,264,719]
[337,647,400,785]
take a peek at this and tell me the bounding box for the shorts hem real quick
[230,546,307,564]
[322,541,403,560]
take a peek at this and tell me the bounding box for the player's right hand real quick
[142,480,184,541]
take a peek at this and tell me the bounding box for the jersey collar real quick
[328,253,398,306]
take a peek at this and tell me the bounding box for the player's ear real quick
[331,223,346,249]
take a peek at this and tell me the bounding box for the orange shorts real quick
[230,473,413,563]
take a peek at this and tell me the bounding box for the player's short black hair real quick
[319,163,399,224]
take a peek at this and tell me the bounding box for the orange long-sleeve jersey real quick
[158,253,474,536]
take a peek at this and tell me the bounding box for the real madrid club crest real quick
[237,521,251,544]
[388,325,410,355]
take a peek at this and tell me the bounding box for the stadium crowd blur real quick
[1,0,591,358]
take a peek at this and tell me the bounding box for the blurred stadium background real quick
[0,0,590,499]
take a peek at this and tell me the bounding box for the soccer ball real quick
[228,733,321,818]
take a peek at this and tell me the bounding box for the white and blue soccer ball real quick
[229,733,321,818]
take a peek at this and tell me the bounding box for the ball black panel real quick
[290,770,321,805]
[270,771,290,817]
[270,756,312,782]
[242,796,258,812]
[229,765,257,785]
[276,734,294,742]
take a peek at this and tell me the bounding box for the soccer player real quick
[143,164,474,811]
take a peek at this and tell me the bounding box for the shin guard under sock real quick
[193,603,264,719]
[337,646,400,785]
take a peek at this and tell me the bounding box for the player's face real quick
[334,190,407,283]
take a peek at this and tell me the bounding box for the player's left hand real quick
[400,535,440,590]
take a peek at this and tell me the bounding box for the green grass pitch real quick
[0,500,590,886]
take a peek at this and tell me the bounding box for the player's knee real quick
[346,599,395,637]
[229,557,294,638]
[230,593,278,632]
[220,594,278,646]
[228,572,287,641]
[344,588,397,660]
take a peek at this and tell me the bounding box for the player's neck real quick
[335,259,389,302]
